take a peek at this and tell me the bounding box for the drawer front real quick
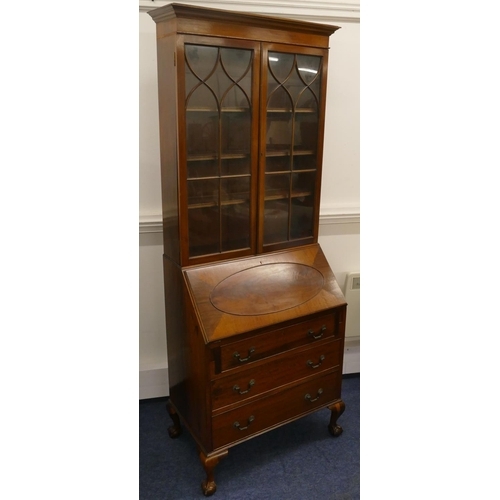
[219,313,336,372]
[212,369,341,450]
[212,339,342,411]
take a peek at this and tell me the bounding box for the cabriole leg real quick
[328,400,346,437]
[166,400,182,439]
[199,449,228,497]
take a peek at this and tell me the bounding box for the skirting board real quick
[139,368,169,400]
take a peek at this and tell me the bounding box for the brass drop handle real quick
[233,379,255,395]
[307,355,325,369]
[233,415,255,431]
[308,325,327,340]
[305,388,324,403]
[233,347,255,363]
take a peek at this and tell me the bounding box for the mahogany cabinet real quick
[148,3,346,496]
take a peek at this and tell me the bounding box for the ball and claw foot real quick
[328,423,344,437]
[199,449,228,497]
[168,424,182,439]
[201,479,217,497]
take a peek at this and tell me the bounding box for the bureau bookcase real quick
[148,3,347,495]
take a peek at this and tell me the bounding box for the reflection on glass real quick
[187,159,218,179]
[221,177,250,204]
[222,111,251,155]
[186,111,219,156]
[221,203,250,251]
[188,178,219,207]
[265,173,290,200]
[264,200,289,244]
[264,51,322,246]
[292,172,315,197]
[189,206,220,257]
[291,197,314,239]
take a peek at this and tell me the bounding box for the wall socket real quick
[351,276,360,290]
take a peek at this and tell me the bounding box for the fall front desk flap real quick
[183,243,347,343]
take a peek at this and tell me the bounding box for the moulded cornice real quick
[139,0,360,23]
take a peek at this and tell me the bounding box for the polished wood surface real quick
[184,244,346,342]
[212,370,341,450]
[149,3,340,48]
[212,339,342,411]
[210,262,324,315]
[217,311,337,372]
[148,4,345,495]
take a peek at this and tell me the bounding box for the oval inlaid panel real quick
[210,263,324,316]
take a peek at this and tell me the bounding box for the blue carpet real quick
[140,374,359,499]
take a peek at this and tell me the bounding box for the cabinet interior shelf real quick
[188,198,249,209]
[265,190,313,201]
[266,149,315,157]
[187,174,251,181]
[187,153,249,162]
[186,107,250,113]
[265,169,316,175]
[267,108,317,114]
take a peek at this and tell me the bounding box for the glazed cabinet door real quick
[259,44,329,252]
[178,36,261,265]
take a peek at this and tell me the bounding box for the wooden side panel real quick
[164,255,214,453]
[163,256,188,415]
[181,286,214,453]
[184,244,347,343]
[156,31,180,263]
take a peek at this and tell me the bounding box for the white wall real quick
[139,0,360,398]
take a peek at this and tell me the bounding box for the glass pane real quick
[292,172,315,198]
[184,43,255,259]
[294,112,318,153]
[187,159,218,179]
[189,207,220,257]
[266,114,292,154]
[265,173,290,200]
[221,203,250,252]
[221,108,251,154]
[266,154,290,173]
[290,196,314,239]
[221,177,250,204]
[221,47,251,78]
[268,52,294,82]
[284,67,304,106]
[267,86,293,111]
[187,178,219,207]
[296,87,318,111]
[296,54,321,86]
[186,111,219,156]
[186,84,217,111]
[292,154,316,171]
[186,45,218,81]
[264,200,289,244]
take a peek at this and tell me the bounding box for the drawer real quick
[212,339,342,411]
[212,369,341,450]
[218,313,336,372]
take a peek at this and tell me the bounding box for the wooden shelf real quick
[187,153,250,162]
[267,108,316,113]
[188,198,249,209]
[186,107,249,113]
